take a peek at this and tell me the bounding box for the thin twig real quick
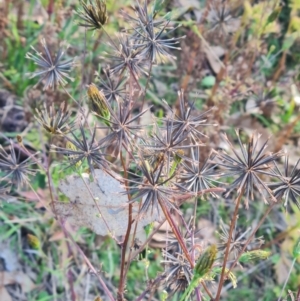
[214,191,243,301]
[117,152,132,300]
[63,223,115,301]
[159,199,194,268]
[277,258,297,301]
[227,203,276,276]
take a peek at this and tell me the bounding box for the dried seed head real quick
[194,244,217,277]
[127,1,185,64]
[26,38,74,90]
[161,250,193,295]
[216,130,282,208]
[95,68,125,102]
[51,125,107,175]
[34,101,74,135]
[76,0,108,31]
[269,156,300,210]
[0,141,39,188]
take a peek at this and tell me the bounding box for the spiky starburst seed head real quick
[141,118,192,175]
[217,219,265,259]
[97,100,151,156]
[51,125,107,175]
[163,90,217,143]
[95,68,125,102]
[0,141,39,188]
[127,1,185,64]
[269,156,300,210]
[26,38,74,90]
[215,130,282,208]
[178,147,220,198]
[76,0,108,31]
[207,0,240,37]
[34,101,74,135]
[161,250,193,295]
[107,34,149,77]
[126,153,179,219]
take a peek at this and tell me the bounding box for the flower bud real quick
[194,244,217,277]
[27,234,41,250]
[87,84,110,126]
[239,250,271,263]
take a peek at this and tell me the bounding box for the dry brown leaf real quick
[150,221,171,248]
[274,252,293,285]
[204,45,226,74]
[49,230,65,242]
[19,188,49,209]
[0,271,35,293]
[227,115,273,151]
[55,169,161,237]
[150,219,217,249]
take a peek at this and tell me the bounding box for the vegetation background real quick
[0,0,300,300]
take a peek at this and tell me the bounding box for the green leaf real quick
[282,35,297,51]
[293,238,300,259]
[266,7,281,25]
[201,76,216,88]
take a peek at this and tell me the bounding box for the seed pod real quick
[87,83,110,126]
[194,244,217,277]
[239,250,271,263]
[27,234,41,250]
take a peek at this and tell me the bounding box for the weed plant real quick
[0,1,300,301]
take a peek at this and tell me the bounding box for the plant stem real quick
[296,284,300,300]
[277,258,296,301]
[101,26,141,90]
[138,61,153,119]
[159,199,194,268]
[227,203,276,276]
[117,152,131,300]
[128,219,166,262]
[64,223,115,301]
[214,191,243,301]
[202,282,214,299]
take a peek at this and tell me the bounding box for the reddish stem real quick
[117,147,132,300]
[159,199,194,268]
[214,191,243,301]
[47,0,55,17]
[227,203,276,276]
